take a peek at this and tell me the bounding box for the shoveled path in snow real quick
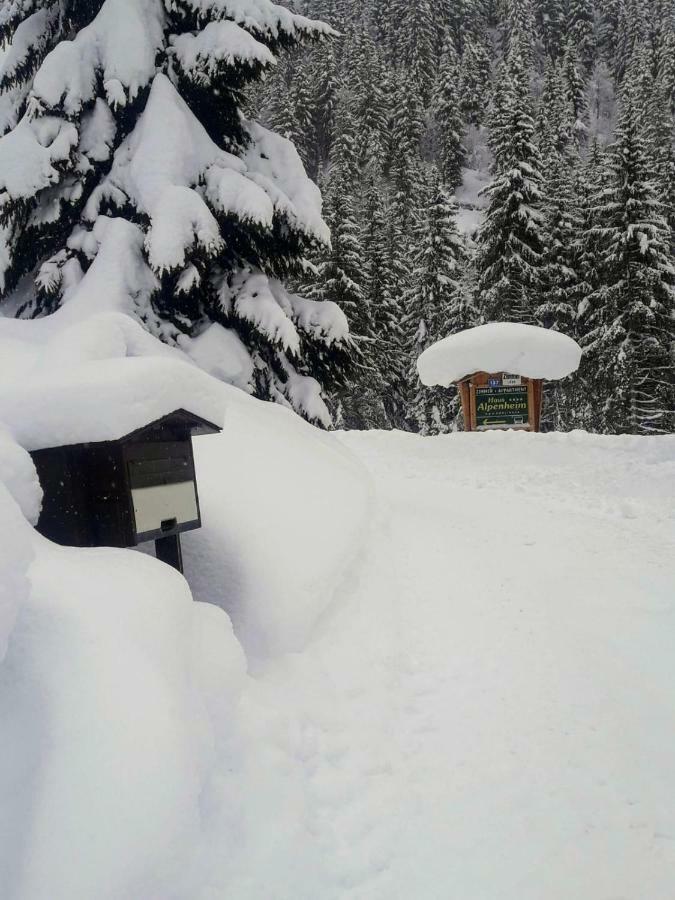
[212,431,675,900]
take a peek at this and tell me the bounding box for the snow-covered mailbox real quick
[3,358,224,574]
[417,323,582,432]
[31,409,220,571]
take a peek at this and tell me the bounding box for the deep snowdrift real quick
[0,311,674,900]
[0,310,371,900]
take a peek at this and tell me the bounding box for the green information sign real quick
[475,385,530,430]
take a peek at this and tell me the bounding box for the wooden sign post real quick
[417,323,582,434]
[457,372,543,432]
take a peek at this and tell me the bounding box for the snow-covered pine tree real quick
[537,59,573,156]
[536,0,566,61]
[578,97,675,434]
[537,135,582,430]
[475,44,545,324]
[459,38,493,127]
[399,0,439,106]
[537,150,580,338]
[0,0,348,426]
[486,60,514,171]
[567,0,597,72]
[356,172,400,428]
[305,105,371,427]
[406,169,472,434]
[562,39,589,148]
[444,0,488,56]
[306,38,339,179]
[503,0,536,69]
[432,42,466,191]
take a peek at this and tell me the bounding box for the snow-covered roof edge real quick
[0,357,226,452]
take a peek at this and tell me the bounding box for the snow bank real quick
[418,322,582,386]
[183,385,372,660]
[0,535,246,900]
[0,445,35,663]
[0,430,42,524]
[0,298,372,897]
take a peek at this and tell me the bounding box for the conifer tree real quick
[562,40,589,147]
[475,46,545,323]
[537,59,573,156]
[407,170,472,433]
[356,174,401,428]
[503,0,537,68]
[433,44,466,190]
[400,0,440,106]
[567,0,597,71]
[536,0,566,61]
[0,0,348,425]
[578,99,675,434]
[459,39,493,127]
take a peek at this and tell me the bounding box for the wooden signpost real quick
[457,372,543,432]
[416,323,582,434]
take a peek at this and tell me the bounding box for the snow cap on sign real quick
[417,323,582,387]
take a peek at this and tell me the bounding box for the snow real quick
[418,322,583,386]
[181,322,254,391]
[198,427,675,899]
[84,74,327,275]
[32,0,165,113]
[0,437,37,662]
[288,290,350,345]
[184,0,337,43]
[242,119,331,245]
[0,430,41,524]
[0,315,369,898]
[183,388,370,659]
[0,356,225,451]
[0,316,674,897]
[0,116,78,200]
[170,20,276,80]
[0,531,246,900]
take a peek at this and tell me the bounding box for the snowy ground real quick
[1,343,674,898]
[197,428,675,900]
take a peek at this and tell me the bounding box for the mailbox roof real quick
[417,322,582,387]
[0,357,224,452]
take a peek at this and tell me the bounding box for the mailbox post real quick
[30,408,221,573]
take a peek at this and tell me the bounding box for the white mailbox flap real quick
[131,481,198,535]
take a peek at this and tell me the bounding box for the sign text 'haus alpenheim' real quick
[475,383,530,430]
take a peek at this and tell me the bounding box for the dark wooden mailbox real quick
[30,409,221,572]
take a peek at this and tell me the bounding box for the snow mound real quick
[0,430,42,524]
[0,445,36,663]
[183,386,372,660]
[0,536,247,900]
[0,356,225,451]
[181,322,254,391]
[418,322,582,386]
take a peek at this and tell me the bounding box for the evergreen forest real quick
[259,0,675,434]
